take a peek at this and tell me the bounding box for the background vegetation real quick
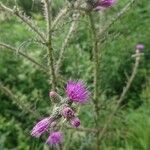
[0,0,150,149]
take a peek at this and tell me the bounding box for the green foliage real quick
[124,108,150,150]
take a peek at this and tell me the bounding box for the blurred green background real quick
[0,0,150,149]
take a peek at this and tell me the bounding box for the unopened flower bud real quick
[62,107,75,119]
[31,117,53,138]
[49,91,61,103]
[70,117,80,128]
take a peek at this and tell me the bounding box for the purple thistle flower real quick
[70,117,81,128]
[31,117,52,138]
[136,44,144,53]
[66,80,90,103]
[94,0,116,10]
[62,107,75,119]
[46,131,63,146]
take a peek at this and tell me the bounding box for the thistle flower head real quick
[66,80,90,103]
[46,131,63,146]
[136,44,144,53]
[70,117,80,128]
[62,106,75,119]
[31,117,52,138]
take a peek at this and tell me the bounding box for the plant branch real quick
[0,43,48,73]
[43,0,57,90]
[98,53,141,141]
[89,12,100,150]
[55,0,81,74]
[0,3,46,43]
[89,13,99,118]
[66,126,101,133]
[51,6,69,30]
[55,13,80,74]
[96,0,135,43]
[0,82,40,118]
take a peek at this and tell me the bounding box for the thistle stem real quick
[96,0,135,44]
[52,6,68,30]
[0,3,46,43]
[55,13,80,74]
[89,13,99,119]
[44,0,56,90]
[0,82,40,118]
[98,54,141,142]
[89,13,100,150]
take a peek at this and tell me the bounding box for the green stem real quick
[98,54,141,142]
[89,13,100,150]
[89,13,99,118]
[45,0,57,90]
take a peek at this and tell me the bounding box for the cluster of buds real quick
[31,80,90,146]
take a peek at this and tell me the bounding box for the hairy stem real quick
[0,3,46,43]
[52,6,68,30]
[96,0,135,43]
[55,13,80,74]
[66,126,102,133]
[89,13,99,118]
[44,0,57,90]
[89,13,100,150]
[0,82,40,118]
